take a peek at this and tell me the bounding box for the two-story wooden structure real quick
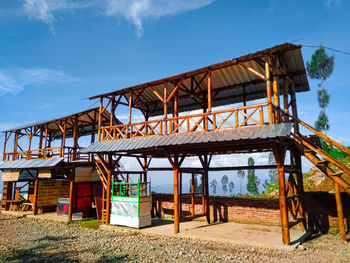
[0,107,113,220]
[81,43,350,245]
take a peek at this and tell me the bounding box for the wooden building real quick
[80,43,350,245]
[0,107,113,220]
[1,43,349,245]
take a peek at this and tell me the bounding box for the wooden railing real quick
[3,146,92,162]
[100,103,269,141]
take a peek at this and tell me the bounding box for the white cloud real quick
[23,0,92,32]
[0,68,76,96]
[21,0,215,36]
[104,0,215,37]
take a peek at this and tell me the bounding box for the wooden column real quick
[334,182,347,242]
[43,127,48,158]
[91,110,97,144]
[273,145,289,245]
[27,128,33,160]
[272,57,281,123]
[3,132,9,161]
[173,155,180,234]
[128,91,133,124]
[61,122,66,158]
[265,62,273,124]
[68,168,75,222]
[105,154,113,225]
[283,80,289,122]
[33,176,39,215]
[38,127,43,158]
[164,83,168,135]
[72,116,78,161]
[12,131,19,160]
[207,70,212,112]
[191,173,195,216]
[98,97,103,142]
[243,86,247,126]
[290,84,300,135]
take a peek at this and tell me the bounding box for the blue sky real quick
[0,0,349,193]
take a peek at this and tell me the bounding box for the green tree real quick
[210,179,217,195]
[229,181,235,195]
[306,46,334,134]
[221,175,228,196]
[268,152,278,184]
[247,157,260,195]
[189,174,202,193]
[237,170,245,194]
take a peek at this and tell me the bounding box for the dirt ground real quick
[0,213,349,263]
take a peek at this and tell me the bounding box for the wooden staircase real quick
[280,109,350,193]
[94,154,127,224]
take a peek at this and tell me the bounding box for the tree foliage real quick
[306,46,334,80]
[237,170,245,194]
[268,152,278,185]
[221,174,228,195]
[229,181,235,194]
[210,179,217,195]
[306,45,334,134]
[247,157,260,195]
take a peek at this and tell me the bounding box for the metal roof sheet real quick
[89,43,309,117]
[2,108,114,138]
[0,157,64,169]
[81,123,292,154]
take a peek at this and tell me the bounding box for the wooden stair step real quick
[332,171,343,177]
[317,159,329,165]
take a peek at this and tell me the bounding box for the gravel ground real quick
[0,213,349,263]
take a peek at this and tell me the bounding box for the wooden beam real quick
[334,182,347,242]
[265,61,273,124]
[239,63,266,80]
[68,168,75,222]
[207,70,212,112]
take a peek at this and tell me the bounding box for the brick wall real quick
[152,192,350,229]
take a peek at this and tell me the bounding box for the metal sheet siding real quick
[81,123,292,154]
[0,157,65,169]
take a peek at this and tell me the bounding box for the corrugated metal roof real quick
[2,107,115,138]
[81,123,292,154]
[89,43,309,117]
[0,157,64,169]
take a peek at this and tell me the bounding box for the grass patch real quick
[71,219,101,230]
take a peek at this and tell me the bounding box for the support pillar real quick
[294,150,307,232]
[173,156,180,234]
[273,145,289,245]
[334,182,347,242]
[68,167,75,222]
[33,176,39,215]
[105,154,113,225]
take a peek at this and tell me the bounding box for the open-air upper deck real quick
[88,43,309,147]
[1,107,112,164]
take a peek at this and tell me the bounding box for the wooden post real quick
[272,57,281,123]
[68,168,75,222]
[33,176,39,215]
[290,84,300,135]
[173,155,180,233]
[164,83,168,135]
[128,91,133,124]
[91,110,96,144]
[61,122,66,158]
[273,145,290,245]
[334,182,347,242]
[27,128,33,160]
[265,62,273,124]
[13,131,19,160]
[243,86,247,126]
[207,70,212,113]
[43,127,48,158]
[38,127,43,158]
[3,132,8,161]
[105,154,113,225]
[191,173,195,216]
[72,116,78,161]
[283,80,289,122]
[98,97,103,142]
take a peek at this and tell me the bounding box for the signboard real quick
[2,170,19,182]
[75,167,99,183]
[37,181,70,207]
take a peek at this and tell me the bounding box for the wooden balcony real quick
[3,146,92,163]
[100,103,271,141]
